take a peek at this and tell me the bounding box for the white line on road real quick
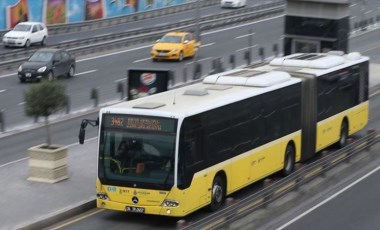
[78,44,153,62]
[0,89,6,93]
[18,102,25,106]
[201,42,214,47]
[133,57,152,63]
[75,69,97,76]
[202,15,283,36]
[276,165,380,230]
[115,78,127,82]
[0,137,98,168]
[236,45,258,52]
[235,32,255,39]
[0,157,29,169]
[0,72,16,78]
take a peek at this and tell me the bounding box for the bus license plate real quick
[126,206,145,213]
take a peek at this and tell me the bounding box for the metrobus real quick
[79,51,369,217]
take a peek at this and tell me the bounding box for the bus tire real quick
[337,120,348,148]
[209,175,226,212]
[282,144,295,177]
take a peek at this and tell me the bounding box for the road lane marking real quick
[236,44,258,52]
[75,69,97,76]
[133,57,152,63]
[276,165,380,230]
[78,44,153,62]
[202,15,283,36]
[0,137,98,168]
[18,102,25,106]
[201,42,214,47]
[0,89,6,93]
[370,89,380,97]
[235,32,255,39]
[50,208,105,230]
[115,78,127,82]
[0,73,16,78]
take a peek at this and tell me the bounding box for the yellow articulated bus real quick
[79,51,369,217]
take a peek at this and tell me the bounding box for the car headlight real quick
[37,66,47,73]
[18,65,22,72]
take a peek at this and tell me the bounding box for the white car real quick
[2,22,48,48]
[221,0,247,8]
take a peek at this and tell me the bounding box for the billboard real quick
[127,69,171,100]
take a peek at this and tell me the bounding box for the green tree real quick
[24,81,68,147]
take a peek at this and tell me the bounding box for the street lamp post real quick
[193,0,201,79]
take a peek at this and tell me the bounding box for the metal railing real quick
[0,0,220,38]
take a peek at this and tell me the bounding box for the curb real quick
[17,198,96,230]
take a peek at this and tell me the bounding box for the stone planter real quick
[28,144,68,183]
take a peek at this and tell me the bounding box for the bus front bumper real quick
[96,199,183,217]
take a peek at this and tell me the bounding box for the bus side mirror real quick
[79,120,87,144]
[79,127,85,144]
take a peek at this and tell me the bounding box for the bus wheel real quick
[209,175,225,212]
[282,145,295,177]
[337,121,348,148]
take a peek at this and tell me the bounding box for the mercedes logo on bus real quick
[132,196,139,204]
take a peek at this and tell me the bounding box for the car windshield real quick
[13,24,31,32]
[98,115,177,190]
[29,51,54,62]
[159,35,182,43]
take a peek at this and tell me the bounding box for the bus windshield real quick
[98,115,177,190]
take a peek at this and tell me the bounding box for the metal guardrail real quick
[0,2,284,72]
[181,130,379,229]
[0,0,219,38]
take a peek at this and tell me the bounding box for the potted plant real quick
[24,80,69,183]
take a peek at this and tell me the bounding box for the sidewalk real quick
[0,138,98,230]
[0,61,380,230]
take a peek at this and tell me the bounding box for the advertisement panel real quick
[45,0,67,25]
[85,0,104,20]
[6,0,29,28]
[127,69,171,100]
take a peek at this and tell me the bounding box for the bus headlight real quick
[162,199,179,207]
[97,192,109,200]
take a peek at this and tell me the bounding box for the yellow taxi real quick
[150,32,200,61]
